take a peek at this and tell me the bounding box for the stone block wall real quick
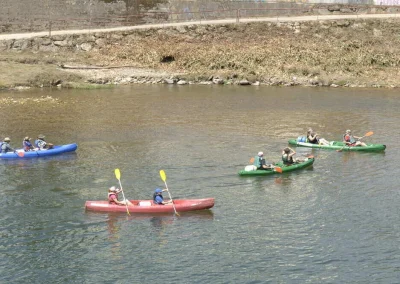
[0,0,399,34]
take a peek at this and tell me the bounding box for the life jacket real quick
[23,140,32,151]
[282,154,294,164]
[153,193,163,204]
[108,192,118,204]
[253,156,261,168]
[37,139,47,149]
[1,142,10,153]
[343,134,356,144]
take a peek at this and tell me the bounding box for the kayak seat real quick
[139,201,152,206]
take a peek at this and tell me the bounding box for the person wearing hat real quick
[35,134,54,150]
[153,188,172,205]
[22,137,35,152]
[1,137,16,154]
[253,151,274,170]
[108,186,134,206]
[343,130,367,147]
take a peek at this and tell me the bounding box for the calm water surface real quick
[1,85,399,283]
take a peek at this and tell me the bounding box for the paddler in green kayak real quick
[253,152,275,170]
[307,128,330,146]
[282,147,306,165]
[343,129,367,147]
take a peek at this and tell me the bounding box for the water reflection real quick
[0,152,77,167]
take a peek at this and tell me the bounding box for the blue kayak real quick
[0,143,78,159]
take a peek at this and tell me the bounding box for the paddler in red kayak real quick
[153,188,172,205]
[108,186,134,206]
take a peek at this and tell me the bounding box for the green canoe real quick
[238,157,315,176]
[288,139,386,152]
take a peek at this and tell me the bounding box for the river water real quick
[1,85,399,283]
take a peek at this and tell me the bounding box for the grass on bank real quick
[88,19,400,87]
[0,51,106,89]
[1,19,399,88]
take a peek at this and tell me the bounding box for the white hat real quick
[346,129,351,133]
[258,152,263,157]
[109,186,117,192]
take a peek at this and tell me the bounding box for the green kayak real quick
[238,157,315,176]
[288,139,386,152]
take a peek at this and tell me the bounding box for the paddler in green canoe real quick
[343,129,367,147]
[282,147,305,165]
[307,128,330,146]
[253,152,275,170]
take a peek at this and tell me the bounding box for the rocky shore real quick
[1,16,399,90]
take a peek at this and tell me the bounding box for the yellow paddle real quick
[337,131,374,152]
[159,170,179,216]
[114,168,130,216]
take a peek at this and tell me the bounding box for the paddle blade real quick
[17,152,25,157]
[160,170,166,182]
[275,167,283,173]
[114,168,121,180]
[365,131,374,137]
[249,157,255,164]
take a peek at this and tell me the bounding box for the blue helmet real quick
[155,188,162,193]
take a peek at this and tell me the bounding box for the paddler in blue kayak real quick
[23,137,35,151]
[1,137,16,153]
[153,188,172,205]
[35,134,54,150]
[253,152,274,170]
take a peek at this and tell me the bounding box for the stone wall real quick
[1,0,399,34]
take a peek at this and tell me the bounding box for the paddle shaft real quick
[338,131,373,152]
[162,180,179,216]
[114,169,130,215]
[160,170,179,216]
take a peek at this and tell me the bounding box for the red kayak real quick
[85,198,215,213]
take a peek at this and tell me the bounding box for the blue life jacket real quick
[153,193,163,204]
